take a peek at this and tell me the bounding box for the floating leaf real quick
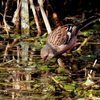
[47,58,56,63]
[28,65,36,68]
[54,75,68,81]
[83,77,94,86]
[64,84,75,90]
[37,65,50,71]
[56,67,67,73]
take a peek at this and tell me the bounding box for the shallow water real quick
[0,34,100,99]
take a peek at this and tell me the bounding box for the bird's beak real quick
[43,57,47,63]
[43,58,48,63]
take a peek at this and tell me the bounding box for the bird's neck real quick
[46,43,57,53]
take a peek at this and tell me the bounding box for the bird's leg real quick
[57,58,65,68]
[56,55,66,68]
[57,58,72,76]
[73,35,93,55]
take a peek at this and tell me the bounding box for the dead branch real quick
[38,0,52,33]
[3,0,10,38]
[30,0,42,37]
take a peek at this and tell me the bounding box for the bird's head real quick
[40,44,55,61]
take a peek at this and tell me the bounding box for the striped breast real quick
[46,26,71,47]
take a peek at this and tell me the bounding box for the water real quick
[0,34,100,99]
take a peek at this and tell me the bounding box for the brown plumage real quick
[41,15,100,61]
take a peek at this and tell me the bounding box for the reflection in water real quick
[0,68,43,99]
[20,42,29,62]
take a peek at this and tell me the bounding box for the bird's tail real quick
[77,15,100,30]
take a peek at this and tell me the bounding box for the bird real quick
[41,15,100,61]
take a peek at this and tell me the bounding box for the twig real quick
[0,13,12,18]
[73,35,93,55]
[3,0,10,38]
[0,13,13,28]
[51,76,64,89]
[30,0,42,37]
[90,59,97,74]
[0,59,14,66]
[38,0,52,33]
[85,79,100,90]
[12,0,22,25]
[3,41,10,62]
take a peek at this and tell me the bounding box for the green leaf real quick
[47,58,56,63]
[54,75,68,81]
[0,34,8,38]
[56,67,67,73]
[79,29,94,36]
[30,21,34,28]
[37,65,50,71]
[48,85,55,91]
[40,38,46,44]
[64,84,75,90]
[42,33,48,38]
[35,42,42,49]
[28,65,36,68]
[93,24,100,29]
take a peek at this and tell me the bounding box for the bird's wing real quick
[46,25,77,48]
